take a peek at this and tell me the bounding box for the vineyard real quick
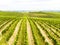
[0,11,60,45]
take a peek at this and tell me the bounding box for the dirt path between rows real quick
[35,22,54,45]
[27,20,35,45]
[8,20,22,45]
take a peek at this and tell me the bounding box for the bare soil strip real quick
[27,20,35,45]
[35,22,54,45]
[8,20,22,45]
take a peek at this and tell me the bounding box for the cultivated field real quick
[0,11,60,45]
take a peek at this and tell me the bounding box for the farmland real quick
[0,11,60,45]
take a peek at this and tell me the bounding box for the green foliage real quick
[0,11,60,45]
